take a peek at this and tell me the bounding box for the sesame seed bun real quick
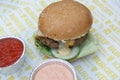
[38,0,93,40]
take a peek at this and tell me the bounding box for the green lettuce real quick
[77,33,98,58]
[35,40,53,56]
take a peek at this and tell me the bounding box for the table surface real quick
[0,0,120,80]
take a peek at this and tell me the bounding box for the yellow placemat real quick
[0,0,120,80]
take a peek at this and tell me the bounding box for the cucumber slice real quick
[52,46,80,60]
[68,33,98,61]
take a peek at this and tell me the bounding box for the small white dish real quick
[30,59,77,80]
[0,36,25,75]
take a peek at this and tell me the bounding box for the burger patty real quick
[35,33,88,49]
[35,36,59,48]
[73,33,88,47]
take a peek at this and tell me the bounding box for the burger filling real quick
[35,33,88,49]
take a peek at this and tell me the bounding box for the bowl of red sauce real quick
[0,36,25,74]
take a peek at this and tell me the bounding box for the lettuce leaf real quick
[35,40,53,56]
[77,33,98,58]
[34,33,98,60]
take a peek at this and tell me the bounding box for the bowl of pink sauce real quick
[30,59,77,80]
[0,36,25,74]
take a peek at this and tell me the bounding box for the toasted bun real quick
[38,0,93,40]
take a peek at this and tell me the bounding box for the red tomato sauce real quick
[0,37,24,67]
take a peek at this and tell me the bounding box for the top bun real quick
[38,0,93,40]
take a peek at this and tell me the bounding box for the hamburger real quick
[35,0,97,61]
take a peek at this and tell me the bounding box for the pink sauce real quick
[32,62,74,80]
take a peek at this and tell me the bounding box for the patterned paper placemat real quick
[0,0,120,80]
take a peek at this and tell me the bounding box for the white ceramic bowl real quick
[0,36,25,75]
[30,59,77,80]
